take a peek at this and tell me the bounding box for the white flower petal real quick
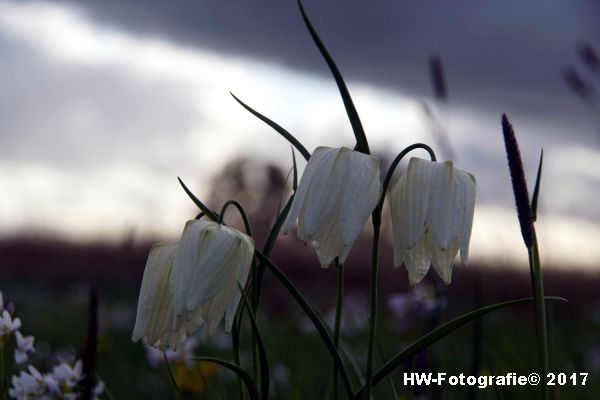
[427,160,455,248]
[132,242,177,348]
[284,146,338,237]
[171,219,213,316]
[404,158,436,246]
[337,151,381,246]
[301,147,349,241]
[224,234,254,331]
[458,171,476,264]
[314,216,345,266]
[430,236,460,284]
[403,236,432,286]
[186,226,240,309]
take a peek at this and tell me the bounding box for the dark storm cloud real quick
[54,0,600,145]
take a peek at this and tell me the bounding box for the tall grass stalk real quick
[529,232,549,400]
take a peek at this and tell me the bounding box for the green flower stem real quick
[364,211,381,400]
[333,259,344,400]
[528,230,549,400]
[364,143,437,400]
[231,321,247,400]
[217,199,260,384]
[381,143,436,199]
[162,352,181,400]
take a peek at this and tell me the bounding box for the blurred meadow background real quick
[1,0,599,398]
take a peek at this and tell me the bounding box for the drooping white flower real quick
[14,331,35,364]
[283,146,382,266]
[390,157,476,285]
[132,242,186,351]
[170,219,254,335]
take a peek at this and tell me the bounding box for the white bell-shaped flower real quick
[170,219,254,335]
[390,157,476,285]
[283,146,382,266]
[132,242,186,350]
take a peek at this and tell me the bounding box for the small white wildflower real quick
[14,331,35,364]
[9,366,45,399]
[51,360,82,389]
[0,310,21,337]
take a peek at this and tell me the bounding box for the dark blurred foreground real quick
[1,234,599,399]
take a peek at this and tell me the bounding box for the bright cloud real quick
[0,1,598,269]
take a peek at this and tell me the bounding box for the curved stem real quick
[363,143,436,399]
[333,259,344,400]
[380,143,436,208]
[218,199,253,237]
[218,200,260,383]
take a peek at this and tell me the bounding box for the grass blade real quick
[177,177,219,221]
[297,0,370,154]
[192,357,259,400]
[255,195,294,305]
[531,148,544,221]
[291,147,298,191]
[354,296,567,397]
[231,92,311,161]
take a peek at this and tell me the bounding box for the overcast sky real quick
[1,0,599,269]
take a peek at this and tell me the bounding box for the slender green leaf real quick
[531,148,544,221]
[376,341,398,400]
[291,147,298,191]
[231,92,311,161]
[255,250,355,398]
[191,357,259,400]
[297,0,370,154]
[355,296,567,397]
[255,195,294,305]
[237,284,270,399]
[177,177,219,221]
[231,321,246,400]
